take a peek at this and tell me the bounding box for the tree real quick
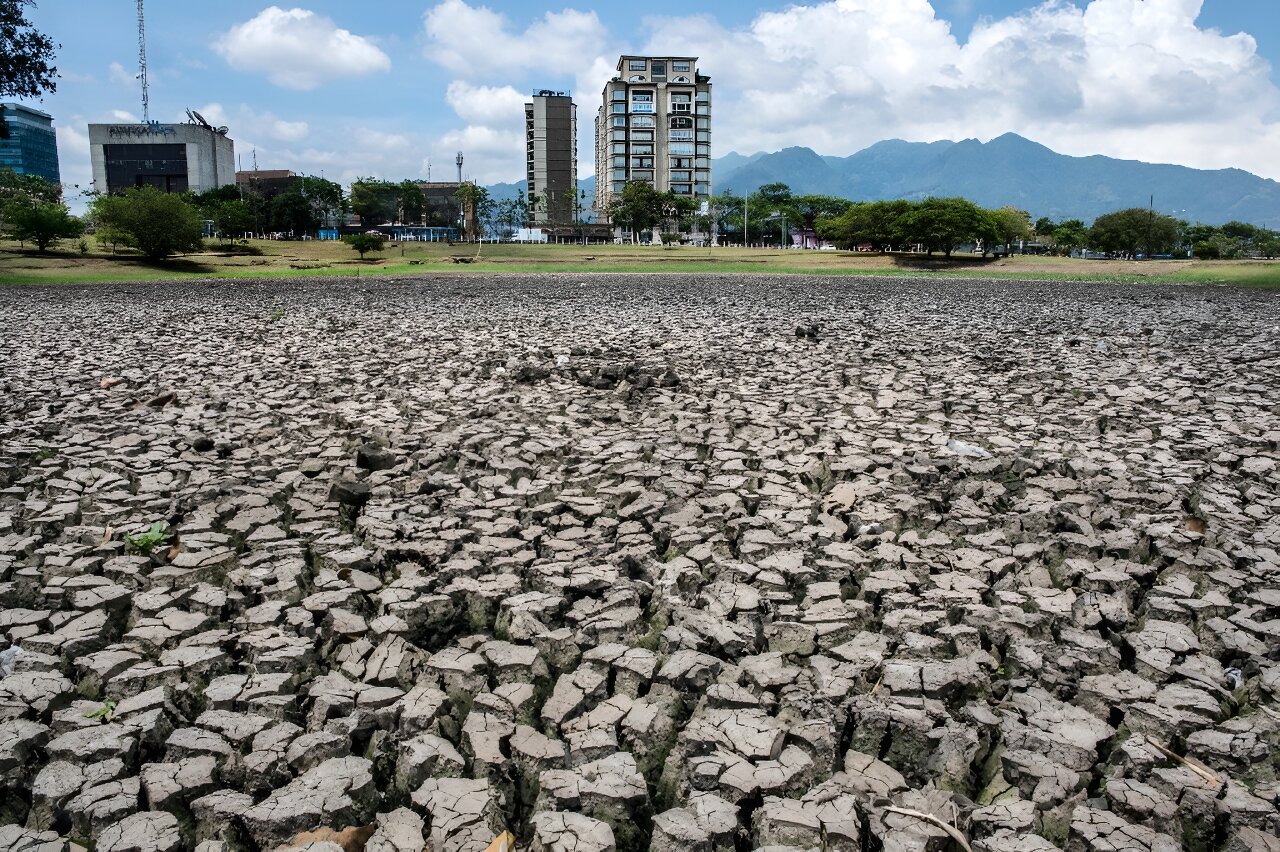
[708,191,744,244]
[0,1,58,138]
[0,164,58,205]
[1034,216,1055,236]
[988,206,1033,252]
[343,232,385,259]
[789,195,852,237]
[398,179,425,225]
[210,200,252,242]
[899,197,988,256]
[817,199,911,252]
[453,182,489,241]
[607,181,663,242]
[90,186,205,260]
[1050,219,1088,255]
[1089,207,1180,257]
[349,179,399,225]
[6,200,81,251]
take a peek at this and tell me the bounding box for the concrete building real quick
[236,169,296,199]
[594,56,711,223]
[0,103,60,184]
[89,121,234,195]
[525,90,578,227]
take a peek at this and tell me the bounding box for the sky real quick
[23,0,1280,210]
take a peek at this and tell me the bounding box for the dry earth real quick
[1,275,1278,852]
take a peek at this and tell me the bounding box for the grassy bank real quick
[2,238,1278,286]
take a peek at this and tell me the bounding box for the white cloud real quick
[445,81,528,128]
[110,109,139,122]
[635,0,1280,179]
[196,103,310,143]
[423,0,607,82]
[108,62,135,87]
[215,6,391,90]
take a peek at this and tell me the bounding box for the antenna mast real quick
[137,0,150,122]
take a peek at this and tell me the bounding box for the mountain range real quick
[486,133,1280,226]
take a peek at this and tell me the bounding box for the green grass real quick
[1,238,1278,286]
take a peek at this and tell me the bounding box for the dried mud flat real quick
[1,275,1278,852]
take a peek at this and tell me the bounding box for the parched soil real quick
[1,275,1278,852]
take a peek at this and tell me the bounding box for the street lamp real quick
[456,151,465,240]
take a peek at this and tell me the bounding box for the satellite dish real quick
[216,126,228,134]
[192,110,210,128]
[185,108,196,123]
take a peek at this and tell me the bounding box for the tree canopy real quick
[6,199,81,251]
[1088,208,1181,257]
[90,186,205,260]
[0,0,58,138]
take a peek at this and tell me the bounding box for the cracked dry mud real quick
[1,275,1278,852]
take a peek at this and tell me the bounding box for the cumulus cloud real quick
[215,6,391,90]
[639,0,1280,178]
[196,103,310,143]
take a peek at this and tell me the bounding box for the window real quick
[629,59,646,70]
[631,115,655,128]
[631,144,653,155]
[611,103,626,114]
[672,103,691,113]
[631,157,654,168]
[628,75,646,82]
[695,170,710,182]
[612,90,626,100]
[696,143,711,156]
[696,104,710,115]
[631,130,653,141]
[670,93,691,103]
[611,117,626,127]
[632,91,653,101]
[669,142,694,155]
[630,102,654,114]
[669,129,693,141]
[612,181,626,192]
[631,170,654,181]
[670,170,691,182]
[651,62,666,76]
[697,118,710,129]
[671,184,692,195]
[610,129,627,140]
[672,75,691,83]
[611,143,626,154]
[612,156,627,168]
[697,131,711,142]
[670,157,692,169]
[673,61,690,72]
[670,116,693,129]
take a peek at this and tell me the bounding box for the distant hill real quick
[713,133,1280,226]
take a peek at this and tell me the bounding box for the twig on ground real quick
[883,806,973,852]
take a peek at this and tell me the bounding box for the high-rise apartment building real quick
[0,104,61,184]
[525,90,578,227]
[594,56,711,224]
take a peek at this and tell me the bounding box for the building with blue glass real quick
[0,103,60,184]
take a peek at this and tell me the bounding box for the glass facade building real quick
[0,103,60,184]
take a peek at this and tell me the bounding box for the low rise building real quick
[89,121,235,195]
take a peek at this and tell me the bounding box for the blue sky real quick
[25,0,1280,207]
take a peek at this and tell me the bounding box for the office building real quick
[89,120,235,195]
[236,169,296,199]
[525,90,578,227]
[0,103,60,184]
[594,56,711,223]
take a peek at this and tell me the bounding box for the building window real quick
[612,156,627,168]
[612,90,626,100]
[629,60,646,70]
[670,117,693,130]
[632,91,653,102]
[631,144,654,155]
[672,75,691,83]
[670,93,691,103]
[670,170,692,182]
[669,129,693,141]
[671,157,692,169]
[611,143,626,154]
[669,142,694,155]
[631,130,653,141]
[671,184,692,195]
[696,143,711,156]
[612,181,626,192]
[612,103,626,114]
[697,131,711,142]
[631,115,655,128]
[611,171,627,181]
[697,118,710,129]
[697,104,710,115]
[630,102,654,114]
[651,62,666,76]
[610,129,627,140]
[695,170,710,182]
[631,171,654,182]
[611,117,626,127]
[673,61,691,72]
[628,75,646,82]
[630,157,654,168]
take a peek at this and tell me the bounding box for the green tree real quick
[709,191,744,244]
[1034,216,1055,236]
[453,182,490,240]
[211,199,252,242]
[343,232,385,259]
[0,0,58,138]
[0,165,59,205]
[269,186,318,234]
[816,199,911,252]
[790,194,852,235]
[349,178,399,225]
[6,200,81,251]
[1050,219,1088,255]
[607,181,663,242]
[398,179,425,224]
[1089,207,1180,257]
[900,197,988,256]
[988,206,1033,252]
[90,186,205,260]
